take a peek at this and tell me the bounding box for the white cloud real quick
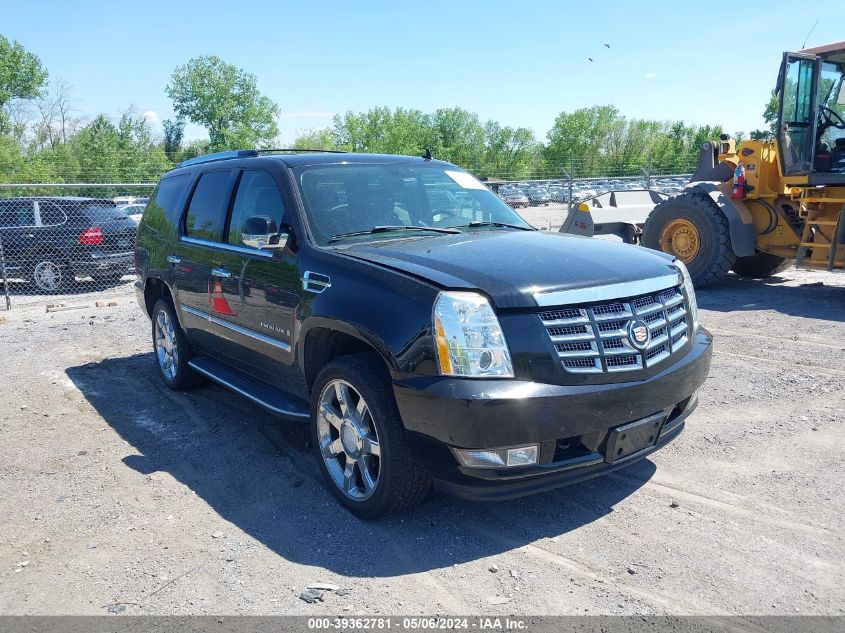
[644,72,658,80]
[141,110,160,123]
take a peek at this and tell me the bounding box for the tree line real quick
[2,34,744,185]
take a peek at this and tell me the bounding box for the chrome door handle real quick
[211,267,231,279]
[167,255,182,265]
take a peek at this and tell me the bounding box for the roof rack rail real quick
[176,149,259,168]
[257,148,347,154]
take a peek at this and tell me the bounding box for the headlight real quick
[674,260,700,332]
[433,291,514,377]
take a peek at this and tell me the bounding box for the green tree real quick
[0,35,49,135]
[544,105,621,174]
[480,122,537,179]
[0,35,48,108]
[162,117,185,160]
[331,107,436,156]
[763,91,779,134]
[292,128,336,150]
[166,55,280,151]
[430,107,484,167]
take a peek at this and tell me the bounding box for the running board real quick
[188,356,310,419]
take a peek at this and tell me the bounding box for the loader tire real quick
[642,193,736,287]
[731,251,791,279]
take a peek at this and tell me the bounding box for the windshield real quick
[294,163,532,245]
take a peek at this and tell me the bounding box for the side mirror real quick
[242,215,288,251]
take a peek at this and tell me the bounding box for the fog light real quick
[454,445,539,469]
[506,445,538,466]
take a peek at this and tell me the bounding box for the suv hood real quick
[340,230,678,309]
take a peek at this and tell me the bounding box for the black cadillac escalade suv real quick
[134,150,712,518]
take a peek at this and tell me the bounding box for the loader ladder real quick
[795,194,845,271]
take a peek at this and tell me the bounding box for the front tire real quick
[642,193,736,287]
[310,353,431,519]
[731,251,791,278]
[151,298,201,391]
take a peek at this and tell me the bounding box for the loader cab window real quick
[817,61,845,173]
[778,55,816,176]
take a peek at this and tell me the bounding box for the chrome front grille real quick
[539,285,690,374]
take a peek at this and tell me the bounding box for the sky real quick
[2,0,844,144]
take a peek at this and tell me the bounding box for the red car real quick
[499,190,529,208]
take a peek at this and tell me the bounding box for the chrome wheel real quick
[33,260,62,292]
[154,308,179,381]
[317,379,381,501]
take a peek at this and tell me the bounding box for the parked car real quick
[526,187,551,206]
[134,149,711,518]
[499,190,530,208]
[113,196,149,206]
[0,197,137,292]
[118,203,146,225]
[548,186,569,203]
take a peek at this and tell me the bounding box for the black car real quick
[134,150,712,518]
[0,197,137,292]
[548,186,569,203]
[526,187,551,206]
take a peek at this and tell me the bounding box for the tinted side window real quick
[39,201,68,227]
[144,173,190,235]
[0,200,35,228]
[184,171,232,242]
[227,170,285,247]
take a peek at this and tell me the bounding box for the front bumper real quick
[393,329,712,500]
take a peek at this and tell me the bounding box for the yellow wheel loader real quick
[642,41,845,286]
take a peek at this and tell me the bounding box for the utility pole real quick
[561,160,575,212]
[640,153,653,190]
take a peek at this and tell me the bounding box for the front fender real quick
[687,182,756,257]
[296,251,442,377]
[298,316,399,371]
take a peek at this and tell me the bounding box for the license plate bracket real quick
[605,412,667,463]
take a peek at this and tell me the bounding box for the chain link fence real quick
[0,183,155,310]
[479,169,692,231]
[0,157,696,310]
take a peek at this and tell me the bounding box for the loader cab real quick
[777,43,845,184]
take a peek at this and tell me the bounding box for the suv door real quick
[210,169,301,390]
[777,52,820,177]
[172,169,236,352]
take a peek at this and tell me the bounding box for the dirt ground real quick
[0,267,843,616]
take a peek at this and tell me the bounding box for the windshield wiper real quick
[462,221,536,231]
[329,225,461,242]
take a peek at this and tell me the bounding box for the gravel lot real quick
[0,267,843,616]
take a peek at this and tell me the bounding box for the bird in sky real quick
[588,57,593,62]
[603,43,611,48]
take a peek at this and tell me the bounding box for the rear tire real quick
[151,298,202,391]
[642,193,735,287]
[31,257,69,293]
[731,251,791,279]
[310,353,431,519]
